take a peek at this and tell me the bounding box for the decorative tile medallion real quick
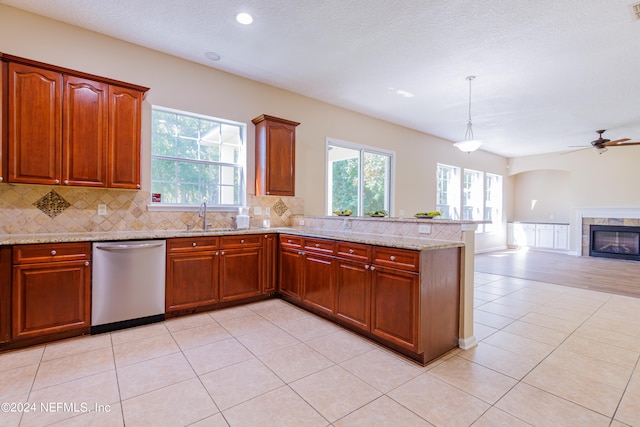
[33,190,71,218]
[272,198,288,217]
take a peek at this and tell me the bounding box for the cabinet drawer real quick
[304,237,335,255]
[167,237,219,252]
[13,242,90,264]
[336,241,371,262]
[372,247,419,272]
[280,235,303,249]
[222,234,262,248]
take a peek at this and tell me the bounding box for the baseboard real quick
[458,335,478,350]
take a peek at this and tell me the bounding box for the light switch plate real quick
[98,204,107,216]
[254,206,262,215]
[265,207,271,215]
[418,224,431,234]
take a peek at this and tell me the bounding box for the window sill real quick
[147,204,240,213]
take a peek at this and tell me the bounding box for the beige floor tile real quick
[117,352,196,400]
[532,304,594,322]
[340,349,423,393]
[256,304,312,325]
[277,314,341,342]
[544,348,633,389]
[110,322,169,345]
[523,362,623,416]
[559,335,639,369]
[307,330,376,363]
[496,382,611,426]
[505,288,559,305]
[501,320,569,346]
[334,395,433,426]
[222,386,327,427]
[474,323,498,341]
[476,301,535,319]
[200,358,284,410]
[458,342,539,380]
[236,325,299,355]
[171,322,232,351]
[259,343,334,383]
[189,412,230,427]
[0,363,38,401]
[42,334,112,362]
[482,330,556,361]
[290,365,381,422]
[32,347,114,390]
[473,310,515,329]
[208,304,255,321]
[388,372,489,426]
[471,407,531,427]
[22,370,119,427]
[112,333,180,368]
[183,338,255,376]
[574,324,640,352]
[121,378,218,427]
[0,346,44,372]
[615,389,640,426]
[626,368,640,396]
[48,402,124,426]
[474,290,501,302]
[519,312,582,333]
[164,312,217,332]
[217,312,273,337]
[0,407,23,427]
[428,355,518,404]
[475,284,514,296]
[583,316,640,339]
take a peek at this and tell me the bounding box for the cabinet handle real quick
[370,266,376,271]
[349,249,354,254]
[192,242,197,247]
[50,250,57,256]
[54,179,60,184]
[364,265,370,270]
[390,255,396,261]
[84,261,90,266]
[63,179,69,185]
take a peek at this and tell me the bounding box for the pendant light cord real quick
[465,76,475,141]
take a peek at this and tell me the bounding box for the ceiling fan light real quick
[595,146,608,154]
[454,139,483,153]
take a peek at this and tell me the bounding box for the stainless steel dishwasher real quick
[91,240,166,334]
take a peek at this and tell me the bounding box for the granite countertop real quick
[0,227,463,251]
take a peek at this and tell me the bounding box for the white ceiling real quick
[3,0,640,158]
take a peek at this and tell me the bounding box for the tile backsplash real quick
[0,184,304,235]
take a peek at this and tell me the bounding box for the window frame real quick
[149,106,247,212]
[325,137,395,217]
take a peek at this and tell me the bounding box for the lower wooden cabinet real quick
[166,251,220,312]
[263,234,277,293]
[219,246,263,302]
[335,258,371,330]
[12,243,91,341]
[301,252,335,315]
[279,247,303,300]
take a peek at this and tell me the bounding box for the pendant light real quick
[454,76,483,153]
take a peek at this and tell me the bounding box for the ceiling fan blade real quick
[603,138,631,146]
[611,141,640,146]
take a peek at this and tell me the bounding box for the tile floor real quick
[1,272,640,426]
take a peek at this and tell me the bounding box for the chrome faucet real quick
[199,201,211,231]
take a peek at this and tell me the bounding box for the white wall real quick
[0,5,509,251]
[512,169,571,223]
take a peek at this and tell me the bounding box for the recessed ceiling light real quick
[236,12,253,25]
[204,51,221,61]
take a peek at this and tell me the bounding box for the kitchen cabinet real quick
[165,237,220,313]
[301,238,336,315]
[278,235,304,301]
[554,224,570,250]
[252,114,300,196]
[219,235,263,302]
[0,246,11,344]
[509,222,570,252]
[2,54,148,189]
[535,224,555,249]
[262,234,277,293]
[12,242,91,341]
[335,242,371,331]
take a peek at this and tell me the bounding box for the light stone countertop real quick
[0,227,463,251]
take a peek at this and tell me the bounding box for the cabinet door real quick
[335,259,370,331]
[166,252,219,312]
[63,75,108,187]
[371,265,419,352]
[301,252,335,315]
[554,224,569,250]
[279,248,302,301]
[8,62,62,184]
[263,234,277,293]
[12,260,90,340]
[219,247,263,302]
[108,85,142,189]
[536,224,555,248]
[253,115,299,196]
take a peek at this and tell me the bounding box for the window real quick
[326,139,393,216]
[151,107,246,208]
[437,163,502,231]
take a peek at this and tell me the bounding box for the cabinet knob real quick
[264,235,268,239]
[50,250,57,256]
[0,177,3,182]
[349,249,354,254]
[54,179,60,184]
[221,251,225,256]
[84,261,90,266]
[215,251,219,256]
[315,243,320,248]
[136,184,141,189]
[241,239,245,244]
[63,180,69,185]
[298,251,303,255]
[370,266,376,271]
[390,255,396,261]
[364,265,370,270]
[288,239,292,243]
[192,242,197,247]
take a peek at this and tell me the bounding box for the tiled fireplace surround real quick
[578,208,640,257]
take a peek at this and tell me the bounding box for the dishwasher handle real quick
[95,242,165,251]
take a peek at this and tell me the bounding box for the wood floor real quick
[475,249,640,299]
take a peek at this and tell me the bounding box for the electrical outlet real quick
[418,224,431,234]
[299,219,305,226]
[265,207,271,216]
[399,209,405,217]
[254,206,262,216]
[344,219,352,230]
[97,204,107,216]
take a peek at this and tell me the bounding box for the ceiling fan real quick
[568,130,640,154]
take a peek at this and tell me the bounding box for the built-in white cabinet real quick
[508,222,569,251]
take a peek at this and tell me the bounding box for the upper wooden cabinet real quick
[1,54,149,189]
[252,114,299,196]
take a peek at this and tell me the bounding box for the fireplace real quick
[590,225,640,261]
